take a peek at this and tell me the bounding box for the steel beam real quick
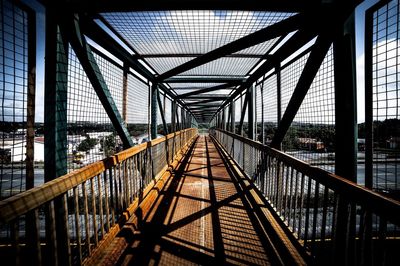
[247,85,255,140]
[270,35,332,148]
[140,53,264,58]
[172,101,176,132]
[44,11,70,265]
[65,14,134,148]
[80,16,185,106]
[176,83,239,98]
[158,14,303,80]
[215,28,317,115]
[164,77,245,83]
[182,95,229,100]
[26,6,36,190]
[230,100,235,133]
[186,98,224,105]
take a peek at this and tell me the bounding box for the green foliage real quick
[77,136,97,152]
[101,134,116,157]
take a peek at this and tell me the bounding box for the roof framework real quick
[47,0,360,122]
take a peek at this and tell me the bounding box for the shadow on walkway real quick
[114,136,279,265]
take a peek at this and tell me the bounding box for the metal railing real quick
[0,128,197,265]
[213,129,400,265]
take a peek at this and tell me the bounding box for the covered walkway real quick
[93,135,296,265]
[1,0,400,265]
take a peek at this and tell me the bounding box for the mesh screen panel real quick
[67,48,123,172]
[282,46,335,172]
[126,73,149,141]
[164,96,172,124]
[0,0,29,198]
[370,0,400,192]
[146,57,195,74]
[257,74,278,144]
[280,52,310,115]
[179,57,260,76]
[101,11,294,55]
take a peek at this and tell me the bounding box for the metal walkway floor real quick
[100,136,282,265]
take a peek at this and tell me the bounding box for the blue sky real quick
[25,0,380,124]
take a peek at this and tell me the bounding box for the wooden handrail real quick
[0,128,197,223]
[216,129,400,225]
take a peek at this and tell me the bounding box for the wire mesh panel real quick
[145,57,195,74]
[0,0,30,198]
[67,48,123,172]
[176,104,182,130]
[263,74,278,144]
[101,11,294,56]
[179,57,260,77]
[126,73,149,144]
[280,52,310,115]
[281,46,335,173]
[255,81,262,140]
[370,0,400,193]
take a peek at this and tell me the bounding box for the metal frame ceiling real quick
[43,0,361,123]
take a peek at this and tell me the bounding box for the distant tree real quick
[101,134,116,157]
[77,136,97,153]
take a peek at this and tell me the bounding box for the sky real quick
[22,0,381,124]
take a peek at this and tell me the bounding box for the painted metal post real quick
[231,101,235,133]
[333,12,358,266]
[172,100,176,132]
[26,7,36,190]
[222,107,226,131]
[248,85,255,140]
[44,11,70,266]
[364,6,374,191]
[151,83,158,139]
[25,5,41,265]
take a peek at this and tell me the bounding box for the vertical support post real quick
[181,108,185,129]
[26,7,36,190]
[333,12,357,266]
[172,100,176,132]
[260,80,265,144]
[44,11,70,265]
[222,108,226,131]
[230,100,235,133]
[122,63,128,123]
[364,8,374,190]
[248,85,255,140]
[25,6,41,265]
[238,93,249,136]
[151,83,158,139]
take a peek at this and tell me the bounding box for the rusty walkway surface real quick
[102,136,284,265]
